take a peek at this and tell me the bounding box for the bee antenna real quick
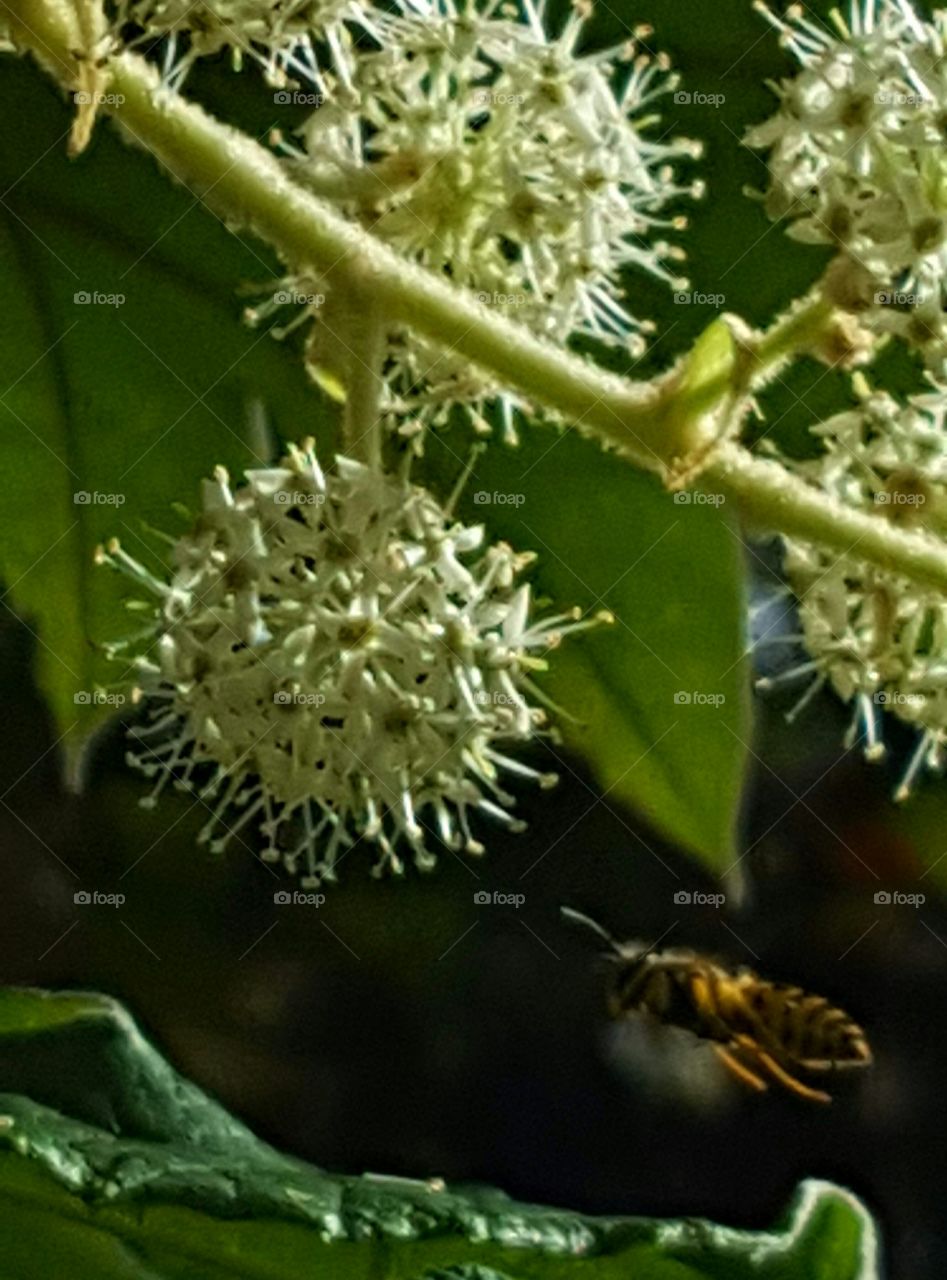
[560,906,623,954]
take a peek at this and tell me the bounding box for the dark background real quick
[2,2,946,1278]
[2,589,946,1280]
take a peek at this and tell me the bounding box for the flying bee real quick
[562,907,871,1104]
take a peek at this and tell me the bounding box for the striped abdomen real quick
[723,972,871,1070]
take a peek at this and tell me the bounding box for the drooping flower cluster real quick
[257,0,702,439]
[98,442,604,884]
[747,0,947,362]
[110,0,370,90]
[759,376,947,797]
[106,0,701,439]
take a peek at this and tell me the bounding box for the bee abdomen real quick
[796,1013,872,1069]
[730,976,870,1068]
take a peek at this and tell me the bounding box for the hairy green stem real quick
[10,0,947,593]
[703,445,947,592]
[341,288,387,470]
[753,291,836,371]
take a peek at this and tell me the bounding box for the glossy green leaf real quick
[435,424,750,869]
[0,988,879,1279]
[0,59,328,768]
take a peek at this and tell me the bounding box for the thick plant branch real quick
[703,445,947,593]
[11,0,947,594]
[10,2,685,467]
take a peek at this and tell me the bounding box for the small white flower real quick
[759,374,947,797]
[97,442,607,885]
[748,0,947,359]
[261,0,702,439]
[112,0,371,91]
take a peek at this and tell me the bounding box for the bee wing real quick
[603,1018,737,1113]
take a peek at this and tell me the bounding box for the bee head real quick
[605,945,658,1018]
[561,910,669,1019]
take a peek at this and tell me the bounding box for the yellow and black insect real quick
[562,907,871,1104]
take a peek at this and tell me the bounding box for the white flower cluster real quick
[98,442,605,884]
[760,377,947,797]
[108,0,701,439]
[260,0,702,439]
[111,0,368,90]
[748,0,947,360]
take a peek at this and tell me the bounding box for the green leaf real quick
[0,988,879,1279]
[434,423,750,871]
[0,59,329,767]
[663,318,737,458]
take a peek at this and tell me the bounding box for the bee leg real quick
[732,1034,831,1104]
[714,1043,767,1093]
